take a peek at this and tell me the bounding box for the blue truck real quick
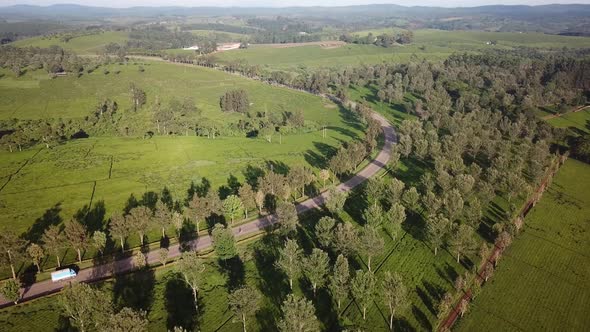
[51,269,77,282]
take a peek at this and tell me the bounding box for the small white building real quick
[183,45,200,50]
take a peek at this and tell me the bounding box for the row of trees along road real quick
[0,123,378,296]
[185,47,577,325]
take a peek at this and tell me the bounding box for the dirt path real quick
[0,88,396,309]
[541,105,589,120]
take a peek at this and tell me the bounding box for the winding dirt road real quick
[0,99,395,309]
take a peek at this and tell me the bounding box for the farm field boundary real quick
[439,153,569,331]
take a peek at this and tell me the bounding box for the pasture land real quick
[189,29,247,40]
[10,31,128,54]
[0,165,483,331]
[412,29,590,50]
[212,29,590,71]
[456,158,590,331]
[0,60,360,244]
[546,108,590,134]
[212,42,451,70]
[0,61,338,121]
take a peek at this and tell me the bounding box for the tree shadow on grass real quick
[112,268,156,312]
[187,177,211,202]
[300,280,340,331]
[253,233,288,329]
[336,102,363,132]
[218,256,245,291]
[55,315,76,332]
[164,271,198,331]
[243,165,264,190]
[265,160,290,175]
[343,186,368,226]
[25,203,62,242]
[140,191,159,211]
[313,141,338,161]
[328,125,359,140]
[416,285,436,316]
[74,200,106,233]
[219,174,241,200]
[411,304,432,331]
[393,316,416,332]
[179,221,197,252]
[304,150,327,170]
[444,263,459,283]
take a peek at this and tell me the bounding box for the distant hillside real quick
[1,3,590,19]
[1,4,589,35]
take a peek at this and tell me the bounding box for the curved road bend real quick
[0,108,395,308]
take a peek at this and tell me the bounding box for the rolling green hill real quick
[10,31,128,54]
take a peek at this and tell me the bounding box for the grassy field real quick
[189,29,247,41]
[456,158,590,331]
[211,29,590,71]
[0,60,360,239]
[0,60,340,121]
[10,31,128,54]
[546,109,590,134]
[212,43,452,70]
[0,164,484,332]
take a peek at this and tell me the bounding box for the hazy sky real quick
[1,0,589,8]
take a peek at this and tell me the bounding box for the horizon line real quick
[0,2,588,9]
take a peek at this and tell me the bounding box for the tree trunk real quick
[8,145,12,153]
[55,253,61,267]
[390,313,394,330]
[139,232,144,245]
[242,314,247,332]
[457,253,460,263]
[368,256,372,272]
[337,299,341,309]
[289,278,293,290]
[120,237,125,253]
[77,248,82,263]
[363,307,367,320]
[9,264,16,280]
[35,262,40,272]
[434,247,438,256]
[192,288,198,312]
[245,209,248,219]
[162,228,166,238]
[313,283,317,296]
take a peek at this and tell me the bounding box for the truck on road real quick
[51,269,77,282]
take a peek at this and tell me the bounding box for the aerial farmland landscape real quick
[0,1,588,331]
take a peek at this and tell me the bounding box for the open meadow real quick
[0,60,360,241]
[455,158,590,331]
[546,109,590,134]
[10,31,128,55]
[211,29,590,71]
